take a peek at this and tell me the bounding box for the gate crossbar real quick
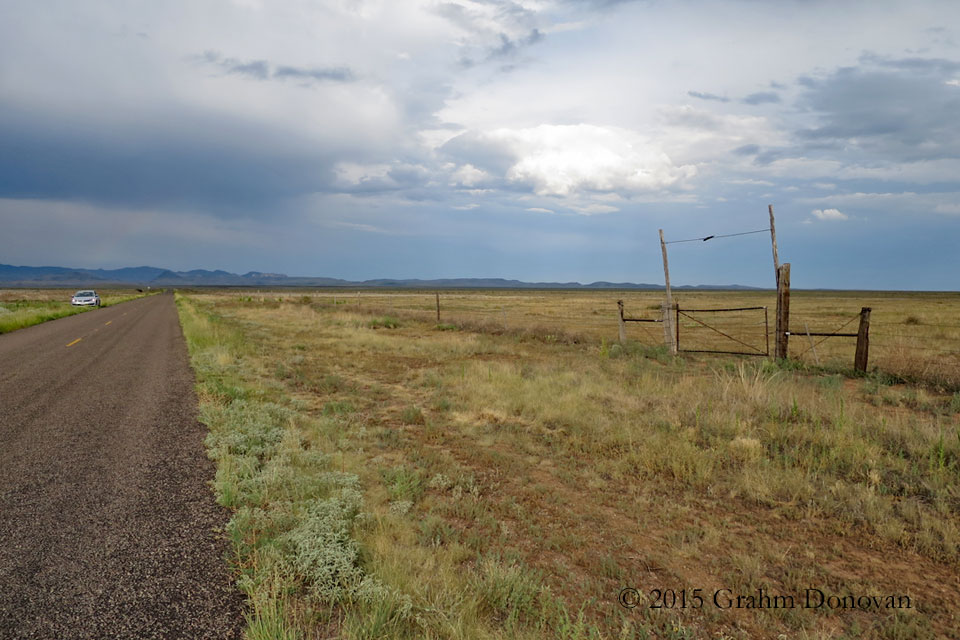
[677,308,768,356]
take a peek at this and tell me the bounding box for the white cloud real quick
[811,208,848,221]
[934,203,960,215]
[728,179,774,187]
[481,124,697,197]
[566,202,620,215]
[451,164,490,187]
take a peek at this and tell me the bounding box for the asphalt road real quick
[0,293,244,639]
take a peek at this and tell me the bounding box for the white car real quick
[71,290,101,307]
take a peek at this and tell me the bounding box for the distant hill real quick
[0,263,765,290]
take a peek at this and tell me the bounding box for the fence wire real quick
[248,290,959,386]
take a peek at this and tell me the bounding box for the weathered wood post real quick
[775,263,791,359]
[436,292,441,323]
[769,204,780,286]
[854,307,872,372]
[659,229,677,354]
[617,300,626,344]
[675,303,681,352]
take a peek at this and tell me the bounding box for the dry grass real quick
[178,290,960,639]
[225,288,960,389]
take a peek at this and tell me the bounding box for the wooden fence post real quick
[854,307,872,372]
[617,300,626,344]
[436,292,441,323]
[659,229,677,354]
[769,204,780,286]
[775,263,791,359]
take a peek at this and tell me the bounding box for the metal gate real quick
[675,305,769,356]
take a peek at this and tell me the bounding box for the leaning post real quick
[769,204,780,287]
[854,307,872,372]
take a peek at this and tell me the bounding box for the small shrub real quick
[400,406,425,425]
[280,488,365,603]
[204,400,292,460]
[417,515,459,546]
[322,401,355,415]
[727,437,764,467]
[381,466,424,502]
[369,316,401,329]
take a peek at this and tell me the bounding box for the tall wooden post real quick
[659,229,676,354]
[617,300,626,344]
[769,204,780,286]
[775,263,791,359]
[436,292,441,323]
[854,307,872,372]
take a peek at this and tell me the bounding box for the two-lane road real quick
[0,293,243,639]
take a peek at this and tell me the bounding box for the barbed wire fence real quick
[247,284,960,389]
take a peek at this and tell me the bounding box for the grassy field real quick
[176,289,960,639]
[0,288,156,334]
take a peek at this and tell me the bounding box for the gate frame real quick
[675,304,770,357]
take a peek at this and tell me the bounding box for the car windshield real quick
[74,291,94,297]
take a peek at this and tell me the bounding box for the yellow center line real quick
[66,338,82,347]
[105,320,112,326]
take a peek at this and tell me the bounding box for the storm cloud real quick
[1,0,959,288]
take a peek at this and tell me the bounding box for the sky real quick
[1,0,959,289]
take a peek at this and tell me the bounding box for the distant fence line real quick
[240,291,960,388]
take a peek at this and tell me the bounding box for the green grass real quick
[0,290,156,334]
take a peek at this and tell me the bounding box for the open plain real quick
[175,288,960,639]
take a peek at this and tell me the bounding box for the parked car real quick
[71,290,101,307]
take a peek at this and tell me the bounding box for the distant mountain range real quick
[0,263,764,290]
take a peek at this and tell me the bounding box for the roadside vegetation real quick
[177,290,959,639]
[0,289,156,334]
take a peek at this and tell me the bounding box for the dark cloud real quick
[0,104,338,215]
[458,28,545,68]
[435,1,543,69]
[742,91,781,105]
[489,29,543,59]
[862,53,960,75]
[795,64,960,161]
[688,90,729,102]
[274,65,354,82]
[228,59,270,80]
[197,51,354,84]
[732,144,760,156]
